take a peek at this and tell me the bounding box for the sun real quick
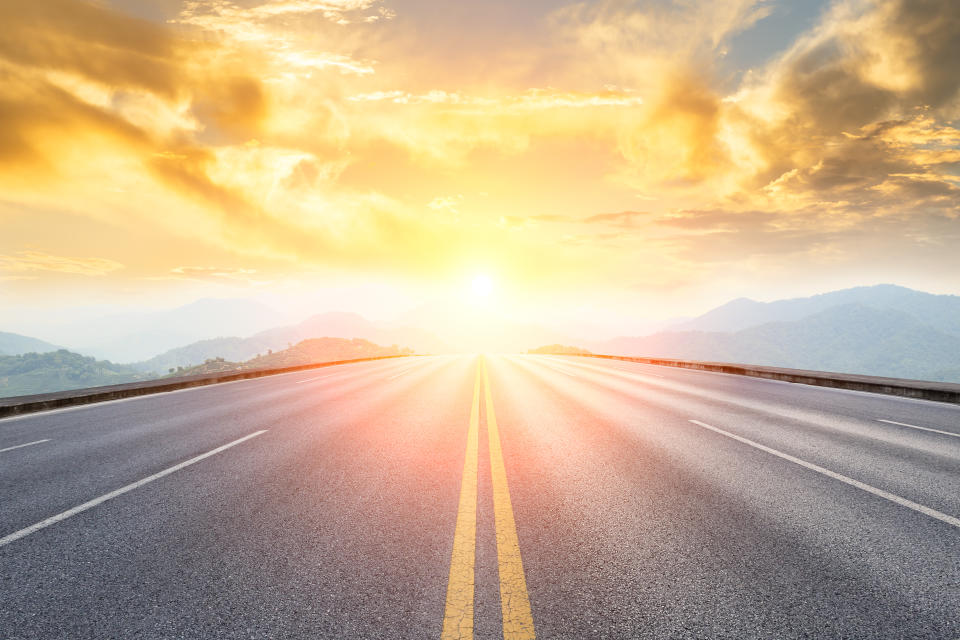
[470,273,494,298]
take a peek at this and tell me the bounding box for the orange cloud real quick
[0,0,958,310]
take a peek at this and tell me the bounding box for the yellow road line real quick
[441,359,482,640]
[482,357,536,640]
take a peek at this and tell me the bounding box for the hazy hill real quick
[134,311,445,373]
[0,332,62,356]
[596,304,960,382]
[671,284,960,336]
[172,338,405,376]
[0,350,151,398]
[35,298,286,363]
[132,335,281,374]
[243,338,405,369]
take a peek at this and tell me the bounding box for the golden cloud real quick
[0,0,958,300]
[0,251,124,276]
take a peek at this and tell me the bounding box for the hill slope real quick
[134,311,444,373]
[0,332,63,356]
[598,304,960,382]
[171,338,406,376]
[36,298,287,363]
[672,284,960,337]
[0,350,151,398]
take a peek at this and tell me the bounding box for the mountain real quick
[32,298,286,363]
[132,311,447,373]
[0,332,63,356]
[671,284,960,337]
[130,336,279,374]
[0,350,151,398]
[169,338,405,377]
[593,304,960,382]
[242,337,405,369]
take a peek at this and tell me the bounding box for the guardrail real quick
[559,353,960,404]
[0,355,414,419]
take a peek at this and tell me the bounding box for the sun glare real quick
[471,274,494,298]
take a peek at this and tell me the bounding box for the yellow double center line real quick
[441,356,535,640]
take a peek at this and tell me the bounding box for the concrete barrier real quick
[0,355,413,419]
[558,354,960,404]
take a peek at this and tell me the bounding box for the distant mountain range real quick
[3,284,960,384]
[668,284,960,337]
[164,337,406,378]
[131,311,447,374]
[0,336,407,399]
[18,298,287,363]
[588,285,960,382]
[0,332,62,356]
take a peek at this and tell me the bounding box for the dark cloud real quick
[741,0,960,210]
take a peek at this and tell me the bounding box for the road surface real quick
[1,354,958,638]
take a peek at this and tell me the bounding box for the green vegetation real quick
[0,350,152,398]
[0,338,412,398]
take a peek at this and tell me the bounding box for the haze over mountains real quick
[15,299,287,363]
[668,285,960,335]
[584,285,960,382]
[132,312,446,374]
[0,332,62,357]
[2,284,960,389]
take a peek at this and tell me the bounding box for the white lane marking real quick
[0,439,51,454]
[0,430,267,548]
[688,420,960,530]
[877,419,960,439]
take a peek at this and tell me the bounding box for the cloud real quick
[177,0,387,30]
[348,88,644,110]
[727,0,960,214]
[165,266,272,286]
[1,0,958,305]
[427,195,464,215]
[583,211,649,226]
[0,251,124,276]
[0,0,183,97]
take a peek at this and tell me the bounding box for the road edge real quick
[0,355,416,418]
[557,353,960,405]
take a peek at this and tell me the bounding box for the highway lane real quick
[498,355,960,638]
[1,354,958,638]
[1,355,465,638]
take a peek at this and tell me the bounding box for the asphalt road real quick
[1,354,958,639]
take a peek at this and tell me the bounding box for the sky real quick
[1,0,959,339]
